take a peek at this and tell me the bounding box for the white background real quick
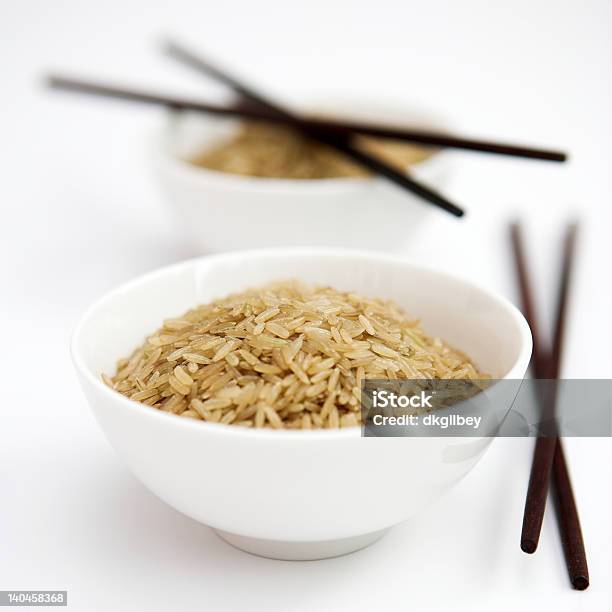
[1,1,611,610]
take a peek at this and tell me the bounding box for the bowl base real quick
[213,527,389,561]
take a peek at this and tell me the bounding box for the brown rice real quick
[104,281,486,429]
[190,121,434,179]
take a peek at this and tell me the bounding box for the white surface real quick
[71,249,530,557]
[0,0,611,610]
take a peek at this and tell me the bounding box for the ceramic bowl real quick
[153,105,454,253]
[71,248,531,560]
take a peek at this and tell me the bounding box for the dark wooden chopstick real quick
[509,225,547,378]
[509,222,588,590]
[547,224,588,590]
[551,441,589,590]
[549,224,578,379]
[162,40,465,217]
[47,75,260,118]
[510,224,558,555]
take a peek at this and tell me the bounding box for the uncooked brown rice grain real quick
[105,281,486,429]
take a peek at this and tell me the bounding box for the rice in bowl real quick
[103,281,486,429]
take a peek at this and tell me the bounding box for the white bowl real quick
[71,248,531,560]
[153,107,454,253]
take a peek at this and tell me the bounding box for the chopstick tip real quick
[521,538,538,554]
[572,575,589,591]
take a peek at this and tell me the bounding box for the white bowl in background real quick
[71,249,531,560]
[153,104,454,253]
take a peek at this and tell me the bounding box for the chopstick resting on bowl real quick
[160,40,466,216]
[47,73,463,217]
[509,222,589,590]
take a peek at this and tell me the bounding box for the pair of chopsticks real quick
[509,223,589,590]
[46,39,567,218]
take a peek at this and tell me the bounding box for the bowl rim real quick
[152,109,452,195]
[71,247,533,441]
